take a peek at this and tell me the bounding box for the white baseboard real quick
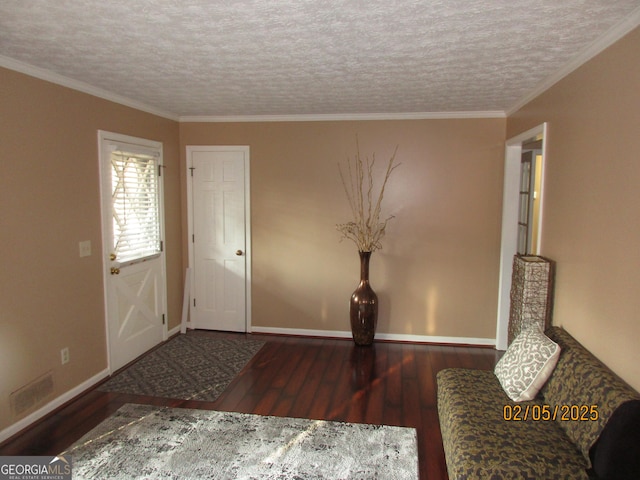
[0,368,110,444]
[167,324,182,337]
[250,326,495,346]
[375,332,495,346]
[251,326,352,339]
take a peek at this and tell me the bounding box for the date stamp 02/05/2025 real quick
[503,404,599,422]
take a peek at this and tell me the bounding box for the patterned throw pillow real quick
[495,325,561,402]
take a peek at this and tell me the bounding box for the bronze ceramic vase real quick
[350,251,378,346]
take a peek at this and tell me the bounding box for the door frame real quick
[495,123,547,350]
[98,130,168,372]
[185,145,252,332]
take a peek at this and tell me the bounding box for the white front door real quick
[187,146,250,332]
[99,131,167,371]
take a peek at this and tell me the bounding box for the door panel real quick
[189,147,248,332]
[110,260,164,368]
[99,131,166,372]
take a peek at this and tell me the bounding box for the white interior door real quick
[99,131,167,371]
[187,146,250,332]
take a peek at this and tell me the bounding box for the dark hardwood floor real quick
[0,331,500,479]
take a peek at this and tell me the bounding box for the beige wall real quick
[507,27,640,391]
[180,119,506,339]
[0,68,182,433]
[7,23,635,438]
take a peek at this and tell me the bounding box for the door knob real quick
[110,253,117,261]
[236,250,244,256]
[110,267,120,275]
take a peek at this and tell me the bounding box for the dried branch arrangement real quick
[336,139,400,252]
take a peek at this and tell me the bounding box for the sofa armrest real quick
[542,327,640,469]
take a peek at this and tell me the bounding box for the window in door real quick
[110,149,161,265]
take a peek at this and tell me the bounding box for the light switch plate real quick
[79,240,92,257]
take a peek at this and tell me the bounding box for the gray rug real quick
[98,333,265,401]
[64,404,418,479]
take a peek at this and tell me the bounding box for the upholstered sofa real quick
[437,327,640,479]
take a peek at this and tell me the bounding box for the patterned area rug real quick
[97,333,265,401]
[64,404,418,479]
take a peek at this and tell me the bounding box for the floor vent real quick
[10,371,54,417]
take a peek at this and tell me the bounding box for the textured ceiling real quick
[1,1,639,119]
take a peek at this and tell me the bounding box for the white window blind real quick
[111,150,161,264]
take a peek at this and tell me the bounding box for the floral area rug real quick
[64,404,418,479]
[97,332,265,401]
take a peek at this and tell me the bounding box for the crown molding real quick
[179,111,506,123]
[0,56,505,122]
[0,55,179,121]
[9,3,639,128]
[507,6,640,116]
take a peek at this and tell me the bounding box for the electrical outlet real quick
[61,347,70,365]
[79,240,92,257]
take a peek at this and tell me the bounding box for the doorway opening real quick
[518,139,543,255]
[495,123,547,350]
